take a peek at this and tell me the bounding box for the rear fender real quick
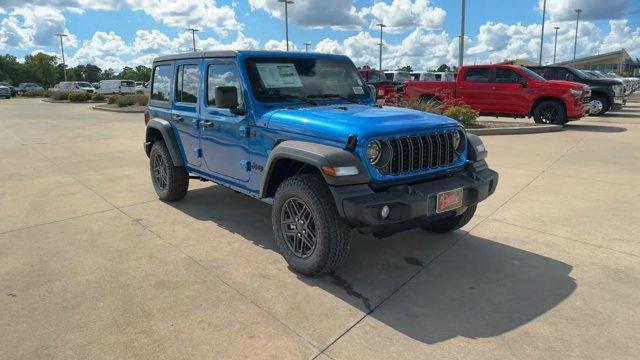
[144,118,184,166]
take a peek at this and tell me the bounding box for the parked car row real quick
[50,80,140,95]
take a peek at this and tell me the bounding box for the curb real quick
[92,105,146,113]
[467,123,563,136]
[41,99,106,104]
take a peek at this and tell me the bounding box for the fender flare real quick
[144,118,185,167]
[259,140,370,198]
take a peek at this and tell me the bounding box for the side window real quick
[464,68,490,82]
[494,68,522,83]
[175,64,199,104]
[207,63,241,107]
[151,65,171,102]
[384,73,394,81]
[555,69,574,81]
[435,74,442,81]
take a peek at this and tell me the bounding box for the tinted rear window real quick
[464,68,490,82]
[151,65,171,102]
[121,81,135,87]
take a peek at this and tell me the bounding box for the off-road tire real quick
[420,204,477,233]
[272,174,351,276]
[149,140,189,202]
[589,95,610,116]
[533,100,566,125]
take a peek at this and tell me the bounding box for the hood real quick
[264,104,460,144]
[587,78,624,86]
[543,80,585,89]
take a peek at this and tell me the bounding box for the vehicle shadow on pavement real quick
[170,186,576,345]
[564,123,627,133]
[601,112,640,119]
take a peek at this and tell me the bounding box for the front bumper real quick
[613,96,625,107]
[330,161,498,235]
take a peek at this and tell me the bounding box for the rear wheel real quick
[533,101,566,125]
[421,205,477,233]
[589,95,610,116]
[149,140,189,202]
[272,174,351,276]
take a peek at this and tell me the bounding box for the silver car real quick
[0,85,11,99]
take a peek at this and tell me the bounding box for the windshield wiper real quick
[306,93,360,104]
[260,94,318,106]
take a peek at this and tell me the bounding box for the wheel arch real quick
[145,118,184,167]
[260,141,369,199]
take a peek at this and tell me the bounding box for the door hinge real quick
[193,148,202,158]
[240,160,251,172]
[238,126,250,138]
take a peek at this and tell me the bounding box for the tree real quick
[84,64,102,83]
[0,54,24,85]
[24,52,61,88]
[397,65,413,72]
[100,68,116,80]
[436,64,451,72]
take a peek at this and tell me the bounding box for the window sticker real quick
[353,86,364,94]
[256,63,303,88]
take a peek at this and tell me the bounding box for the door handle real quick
[491,86,497,90]
[201,120,214,128]
[173,115,183,122]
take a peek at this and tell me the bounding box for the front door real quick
[490,68,530,115]
[172,60,202,167]
[199,59,250,182]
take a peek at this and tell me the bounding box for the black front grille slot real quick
[382,130,458,175]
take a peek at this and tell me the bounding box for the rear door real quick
[172,60,202,168]
[199,58,250,182]
[456,68,496,112]
[490,68,530,115]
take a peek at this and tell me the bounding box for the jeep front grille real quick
[383,131,458,175]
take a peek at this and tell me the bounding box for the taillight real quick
[144,110,150,125]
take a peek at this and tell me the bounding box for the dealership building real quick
[555,49,640,76]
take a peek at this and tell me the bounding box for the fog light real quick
[379,205,390,219]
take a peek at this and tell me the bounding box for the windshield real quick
[394,72,411,82]
[246,57,369,103]
[520,67,546,81]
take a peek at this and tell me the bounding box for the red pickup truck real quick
[402,65,591,124]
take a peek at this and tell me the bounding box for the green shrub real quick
[50,91,69,101]
[68,91,90,102]
[443,104,479,127]
[133,93,148,106]
[115,95,130,107]
[43,89,52,98]
[107,95,117,104]
[23,89,44,97]
[91,93,105,101]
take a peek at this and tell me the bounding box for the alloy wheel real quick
[152,153,168,190]
[539,105,559,124]
[280,197,317,258]
[589,99,604,115]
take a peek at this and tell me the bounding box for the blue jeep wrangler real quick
[144,51,498,276]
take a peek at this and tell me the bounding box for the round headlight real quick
[366,140,382,164]
[453,129,466,154]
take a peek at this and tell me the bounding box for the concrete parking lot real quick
[1,97,639,359]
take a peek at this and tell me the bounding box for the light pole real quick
[54,33,68,81]
[538,0,546,65]
[459,0,465,68]
[278,0,294,51]
[553,26,560,64]
[303,42,311,52]
[186,28,200,52]
[376,23,386,81]
[573,9,582,60]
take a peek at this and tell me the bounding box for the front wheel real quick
[149,140,189,202]
[421,205,477,233]
[533,101,566,125]
[588,95,610,116]
[272,174,351,276]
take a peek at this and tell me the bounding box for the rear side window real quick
[151,65,171,102]
[464,68,490,82]
[207,63,241,107]
[121,81,135,87]
[494,69,522,83]
[175,64,199,104]
[555,69,575,81]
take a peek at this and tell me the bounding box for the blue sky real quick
[1,0,639,71]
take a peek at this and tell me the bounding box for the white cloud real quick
[126,0,242,36]
[540,0,631,21]
[1,5,77,49]
[133,29,172,54]
[0,16,29,49]
[360,0,446,33]
[249,0,363,30]
[70,31,129,69]
[264,39,297,51]
[598,20,640,58]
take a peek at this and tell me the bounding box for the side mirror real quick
[215,86,244,115]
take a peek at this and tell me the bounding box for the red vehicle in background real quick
[359,68,400,101]
[402,64,591,124]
